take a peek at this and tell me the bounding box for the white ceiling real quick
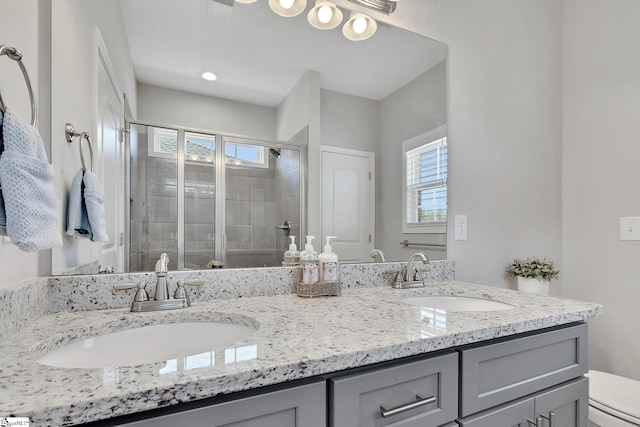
[118,0,447,108]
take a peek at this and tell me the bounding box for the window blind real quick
[405,137,447,224]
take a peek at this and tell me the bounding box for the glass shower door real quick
[183,131,217,269]
[223,137,302,268]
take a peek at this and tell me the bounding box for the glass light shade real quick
[307,0,343,30]
[342,11,377,41]
[269,0,307,16]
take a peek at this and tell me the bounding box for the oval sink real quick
[37,322,257,369]
[404,296,515,312]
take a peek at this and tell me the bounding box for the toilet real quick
[587,370,640,426]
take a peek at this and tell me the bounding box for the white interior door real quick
[95,31,124,272]
[320,146,374,262]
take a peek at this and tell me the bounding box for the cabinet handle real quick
[540,412,556,427]
[380,394,436,418]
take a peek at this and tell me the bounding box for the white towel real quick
[66,168,108,242]
[0,107,62,252]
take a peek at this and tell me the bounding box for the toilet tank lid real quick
[587,370,640,422]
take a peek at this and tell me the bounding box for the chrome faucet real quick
[406,252,430,282]
[369,249,386,263]
[113,253,205,312]
[386,252,430,289]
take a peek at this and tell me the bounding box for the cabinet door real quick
[330,352,458,427]
[118,382,326,427]
[535,378,588,427]
[457,397,535,427]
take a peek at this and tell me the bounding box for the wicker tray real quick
[295,281,341,298]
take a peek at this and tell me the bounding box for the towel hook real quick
[65,123,94,171]
[0,45,37,126]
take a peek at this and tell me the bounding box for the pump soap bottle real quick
[319,236,339,282]
[300,236,319,284]
[283,236,300,266]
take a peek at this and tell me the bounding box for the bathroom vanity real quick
[0,274,601,427]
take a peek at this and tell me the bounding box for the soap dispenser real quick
[283,236,300,266]
[319,236,339,282]
[299,235,319,284]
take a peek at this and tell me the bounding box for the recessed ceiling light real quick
[202,71,217,81]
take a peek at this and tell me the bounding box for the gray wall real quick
[378,60,447,261]
[320,89,379,153]
[137,83,277,140]
[563,0,640,381]
[50,0,137,274]
[0,0,44,287]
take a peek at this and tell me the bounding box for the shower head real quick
[269,148,281,158]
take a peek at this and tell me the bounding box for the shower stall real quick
[126,122,305,272]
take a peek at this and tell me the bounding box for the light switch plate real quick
[455,215,468,241]
[619,217,640,240]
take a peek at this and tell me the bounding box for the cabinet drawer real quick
[117,381,326,427]
[459,323,588,416]
[330,352,458,427]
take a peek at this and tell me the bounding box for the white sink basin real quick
[37,322,257,369]
[404,296,515,312]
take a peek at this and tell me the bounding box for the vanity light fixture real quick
[202,71,218,81]
[342,11,377,41]
[268,0,307,17]
[346,0,397,15]
[307,0,343,30]
[234,0,258,3]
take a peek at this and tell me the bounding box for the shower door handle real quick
[275,220,291,236]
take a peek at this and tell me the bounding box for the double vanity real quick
[0,261,601,426]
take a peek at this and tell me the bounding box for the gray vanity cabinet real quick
[118,381,326,427]
[458,323,589,427]
[459,323,588,417]
[329,352,458,426]
[458,377,588,427]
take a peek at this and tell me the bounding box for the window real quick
[149,129,268,169]
[149,128,216,164]
[402,126,447,233]
[224,140,268,168]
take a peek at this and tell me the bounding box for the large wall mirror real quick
[50,0,447,275]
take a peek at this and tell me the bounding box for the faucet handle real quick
[174,279,205,300]
[113,283,149,302]
[384,270,404,288]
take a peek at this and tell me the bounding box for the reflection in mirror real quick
[128,122,304,273]
[50,0,447,275]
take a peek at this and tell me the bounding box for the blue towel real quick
[0,107,62,251]
[66,168,108,242]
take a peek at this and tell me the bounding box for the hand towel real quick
[66,168,108,242]
[0,107,62,251]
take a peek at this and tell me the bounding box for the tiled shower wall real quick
[274,149,301,256]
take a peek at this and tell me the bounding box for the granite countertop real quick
[0,281,602,426]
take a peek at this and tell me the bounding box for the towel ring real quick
[65,123,94,171]
[0,45,37,126]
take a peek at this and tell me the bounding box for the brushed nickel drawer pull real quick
[380,394,436,418]
[540,412,556,427]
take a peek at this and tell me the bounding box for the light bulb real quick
[317,5,333,24]
[352,16,368,34]
[279,0,295,9]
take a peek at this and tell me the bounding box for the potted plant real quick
[505,257,559,295]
